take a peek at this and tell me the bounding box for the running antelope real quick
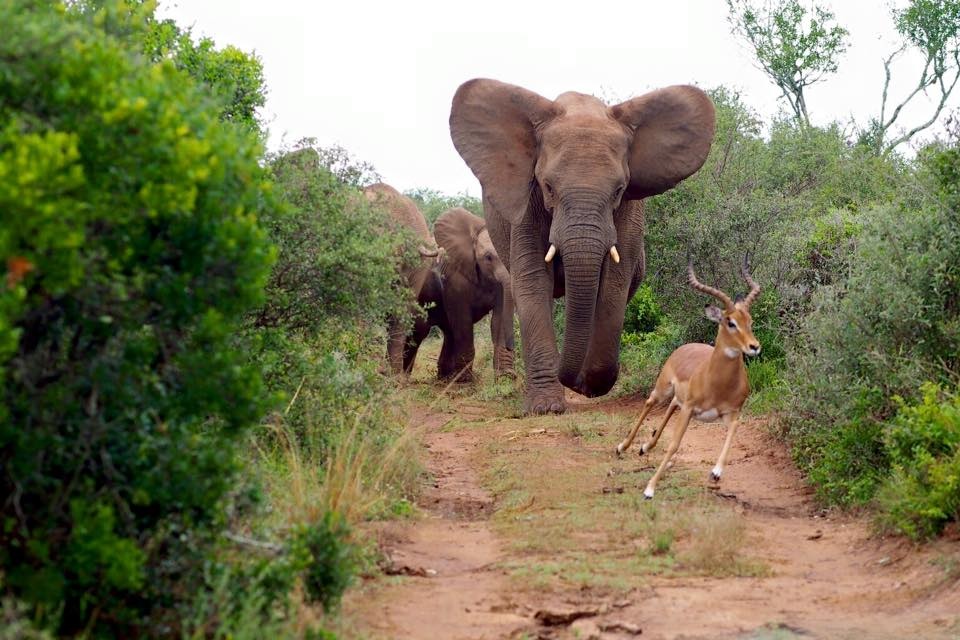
[616,258,761,499]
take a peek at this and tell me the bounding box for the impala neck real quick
[708,324,747,379]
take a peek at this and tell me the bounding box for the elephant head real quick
[434,207,510,290]
[450,79,714,398]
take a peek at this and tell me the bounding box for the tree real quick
[727,0,849,126]
[863,0,960,153]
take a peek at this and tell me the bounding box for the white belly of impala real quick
[694,407,720,422]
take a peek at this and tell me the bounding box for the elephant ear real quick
[450,79,557,225]
[610,85,715,200]
[434,207,484,285]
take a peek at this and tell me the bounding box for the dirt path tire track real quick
[345,396,960,640]
[345,408,530,639]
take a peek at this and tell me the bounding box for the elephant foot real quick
[493,347,515,378]
[524,385,566,415]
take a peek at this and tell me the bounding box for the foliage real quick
[0,1,276,635]
[616,323,685,396]
[876,383,960,539]
[781,138,960,507]
[643,88,902,351]
[254,140,412,333]
[623,284,664,335]
[405,187,483,226]
[726,0,849,125]
[296,512,357,612]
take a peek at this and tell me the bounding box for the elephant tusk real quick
[610,246,621,264]
[419,245,439,258]
[544,244,557,263]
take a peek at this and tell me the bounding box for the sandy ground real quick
[343,393,960,640]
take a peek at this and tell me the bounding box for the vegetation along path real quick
[345,380,960,639]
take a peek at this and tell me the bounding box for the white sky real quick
[158,0,953,195]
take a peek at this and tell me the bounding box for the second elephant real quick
[428,207,515,381]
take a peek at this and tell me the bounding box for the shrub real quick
[623,284,664,334]
[0,2,275,634]
[781,140,960,507]
[255,140,412,333]
[297,512,357,612]
[876,383,960,539]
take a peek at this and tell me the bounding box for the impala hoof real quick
[615,443,626,457]
[709,467,722,483]
[643,486,655,500]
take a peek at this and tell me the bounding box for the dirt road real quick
[344,390,960,640]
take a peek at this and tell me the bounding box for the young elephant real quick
[430,208,514,381]
[362,183,441,374]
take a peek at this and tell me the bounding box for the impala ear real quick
[611,85,715,200]
[704,305,724,324]
[450,79,557,225]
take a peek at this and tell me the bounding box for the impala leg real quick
[640,400,679,455]
[710,412,740,482]
[643,407,693,499]
[616,396,656,456]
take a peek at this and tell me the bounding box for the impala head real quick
[688,257,761,358]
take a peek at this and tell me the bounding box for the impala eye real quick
[727,320,737,330]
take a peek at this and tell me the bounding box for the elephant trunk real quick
[553,205,612,391]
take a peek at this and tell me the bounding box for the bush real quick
[297,511,357,612]
[876,383,960,539]
[0,2,275,634]
[255,141,412,333]
[781,148,960,505]
[623,284,664,334]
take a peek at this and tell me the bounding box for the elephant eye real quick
[614,185,624,199]
[544,182,554,197]
[485,254,493,261]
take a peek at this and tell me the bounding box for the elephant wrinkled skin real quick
[449,79,715,414]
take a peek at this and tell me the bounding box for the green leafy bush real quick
[255,141,411,333]
[0,2,275,634]
[781,136,960,508]
[623,284,664,335]
[877,383,960,539]
[296,511,357,612]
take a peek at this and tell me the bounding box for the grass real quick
[440,405,769,592]
[240,381,426,634]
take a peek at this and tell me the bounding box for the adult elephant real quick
[362,183,441,374]
[449,79,715,414]
[430,207,514,381]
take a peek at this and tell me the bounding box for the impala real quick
[616,258,761,499]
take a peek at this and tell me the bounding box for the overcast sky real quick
[157,1,951,195]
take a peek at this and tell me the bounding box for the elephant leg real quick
[511,220,564,414]
[438,301,476,383]
[491,286,516,377]
[386,317,407,375]
[403,316,432,374]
